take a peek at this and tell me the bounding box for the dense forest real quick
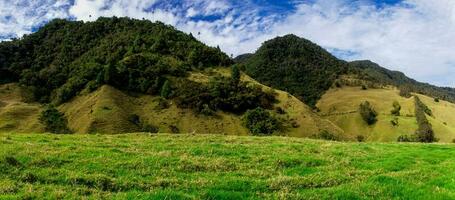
[0,17,232,104]
[236,34,348,107]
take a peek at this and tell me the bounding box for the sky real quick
[1,0,455,87]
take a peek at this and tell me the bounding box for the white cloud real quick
[0,0,71,39]
[264,0,455,86]
[1,0,454,86]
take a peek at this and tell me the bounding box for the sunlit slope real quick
[57,68,343,136]
[416,94,455,142]
[317,86,418,142]
[0,84,43,133]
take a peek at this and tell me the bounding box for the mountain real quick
[0,17,231,104]
[349,60,455,102]
[0,17,341,137]
[237,34,455,142]
[237,34,348,107]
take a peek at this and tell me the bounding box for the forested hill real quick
[236,34,348,107]
[236,34,455,106]
[0,17,232,104]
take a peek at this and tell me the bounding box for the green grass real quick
[1,133,455,199]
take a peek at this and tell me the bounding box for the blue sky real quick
[1,0,455,87]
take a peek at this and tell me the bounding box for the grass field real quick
[1,133,455,199]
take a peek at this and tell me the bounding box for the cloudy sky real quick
[1,0,455,86]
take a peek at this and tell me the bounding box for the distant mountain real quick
[237,35,455,105]
[349,60,455,102]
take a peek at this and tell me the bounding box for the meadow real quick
[1,133,455,199]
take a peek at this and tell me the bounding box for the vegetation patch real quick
[359,101,377,125]
[312,130,340,141]
[39,105,72,134]
[390,101,401,116]
[413,96,436,143]
[242,108,281,135]
[174,76,276,115]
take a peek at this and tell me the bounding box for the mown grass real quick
[1,133,455,199]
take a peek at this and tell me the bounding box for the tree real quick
[391,101,401,116]
[414,96,436,143]
[359,101,377,125]
[231,65,240,85]
[39,105,72,134]
[160,80,171,98]
[242,107,280,135]
[104,63,116,85]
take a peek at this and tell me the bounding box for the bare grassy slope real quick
[317,86,455,142]
[0,84,43,133]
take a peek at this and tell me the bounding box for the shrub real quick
[313,130,339,141]
[128,114,158,133]
[174,77,276,114]
[39,105,72,134]
[399,86,412,98]
[242,108,280,135]
[334,80,342,88]
[128,114,141,125]
[356,135,365,142]
[397,135,414,142]
[169,125,180,133]
[390,101,401,116]
[141,124,159,133]
[155,97,170,110]
[231,65,240,85]
[160,80,171,99]
[390,117,399,126]
[275,107,286,115]
[359,101,377,125]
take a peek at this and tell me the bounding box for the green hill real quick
[0,18,344,136]
[0,68,341,137]
[237,34,455,142]
[2,133,455,199]
[237,34,348,107]
[0,17,231,104]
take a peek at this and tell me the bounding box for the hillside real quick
[237,35,455,107]
[0,67,342,137]
[0,17,345,137]
[2,133,455,199]
[0,17,231,104]
[237,34,455,142]
[349,60,455,103]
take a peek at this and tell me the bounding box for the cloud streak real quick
[1,0,454,86]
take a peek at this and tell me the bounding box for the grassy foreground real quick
[1,134,455,199]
